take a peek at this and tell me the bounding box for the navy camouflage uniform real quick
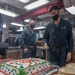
[20,28,37,58]
[44,18,74,67]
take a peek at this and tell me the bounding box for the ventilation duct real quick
[63,0,75,8]
[64,0,75,15]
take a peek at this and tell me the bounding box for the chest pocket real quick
[61,28,66,33]
[60,27,67,39]
[27,33,34,41]
[27,32,36,42]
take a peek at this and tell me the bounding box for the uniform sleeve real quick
[67,22,74,52]
[43,25,49,44]
[20,29,27,49]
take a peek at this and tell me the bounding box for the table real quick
[0,59,13,64]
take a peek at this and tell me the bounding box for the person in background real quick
[20,20,37,58]
[0,14,7,59]
[44,6,74,67]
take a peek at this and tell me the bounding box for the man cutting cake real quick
[44,6,74,67]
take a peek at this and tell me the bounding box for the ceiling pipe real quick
[16,0,64,22]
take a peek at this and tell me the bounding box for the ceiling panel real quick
[0,0,25,10]
[0,0,38,11]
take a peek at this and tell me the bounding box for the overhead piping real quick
[16,0,64,22]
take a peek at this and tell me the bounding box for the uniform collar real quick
[52,18,64,28]
[28,27,34,34]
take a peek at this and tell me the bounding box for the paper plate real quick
[66,63,75,69]
[53,74,66,75]
[59,67,75,75]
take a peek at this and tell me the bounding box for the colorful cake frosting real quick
[0,58,57,75]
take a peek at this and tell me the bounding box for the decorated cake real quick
[0,58,57,75]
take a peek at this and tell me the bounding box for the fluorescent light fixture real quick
[0,9,17,17]
[24,0,49,10]
[65,6,75,15]
[34,26,45,30]
[11,22,24,27]
[3,23,7,28]
[24,19,30,22]
[19,0,30,3]
[17,27,23,32]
